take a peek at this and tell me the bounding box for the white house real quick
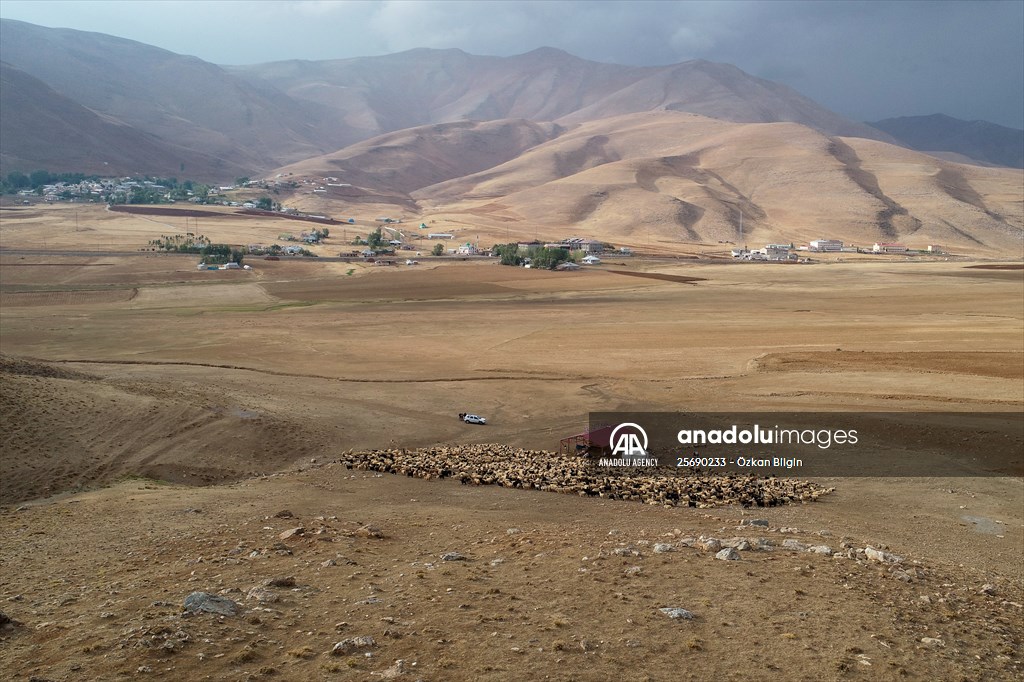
[809,239,843,252]
[456,243,479,255]
[581,255,602,265]
[873,243,908,254]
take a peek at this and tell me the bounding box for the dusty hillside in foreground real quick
[1,461,1021,681]
[0,356,332,504]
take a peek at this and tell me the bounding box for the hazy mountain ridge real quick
[869,114,1024,169]
[0,19,343,177]
[3,19,899,179]
[0,61,248,178]
[230,46,893,145]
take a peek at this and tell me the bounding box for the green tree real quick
[321,227,329,238]
[200,243,232,264]
[493,243,522,266]
[256,196,273,210]
[529,246,569,270]
[6,171,30,190]
[432,243,445,256]
[29,169,52,188]
[235,177,250,186]
[367,228,384,249]
[230,248,245,265]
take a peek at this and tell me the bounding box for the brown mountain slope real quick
[273,119,563,195]
[0,19,341,173]
[392,112,1021,253]
[264,111,1022,254]
[0,62,249,180]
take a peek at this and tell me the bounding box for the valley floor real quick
[0,234,1021,680]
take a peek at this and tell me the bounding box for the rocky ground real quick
[1,460,1021,681]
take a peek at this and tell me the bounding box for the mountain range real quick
[1,18,899,178]
[869,114,1023,170]
[1,19,1021,254]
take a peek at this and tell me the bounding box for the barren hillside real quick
[0,19,340,174]
[275,111,1022,254]
[3,20,898,178]
[0,62,249,180]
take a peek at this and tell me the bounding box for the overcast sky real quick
[1,0,1021,128]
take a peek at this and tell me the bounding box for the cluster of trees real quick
[2,170,98,194]
[353,228,384,248]
[200,243,244,265]
[492,243,570,269]
[148,232,210,253]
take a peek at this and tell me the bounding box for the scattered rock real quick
[506,528,522,535]
[920,637,945,648]
[891,569,915,583]
[782,539,807,551]
[699,538,722,553]
[613,547,641,557]
[264,576,296,588]
[659,607,695,620]
[246,587,278,603]
[715,548,741,561]
[183,592,240,617]
[745,519,770,527]
[273,510,294,519]
[356,525,384,539]
[734,540,752,551]
[376,659,406,679]
[440,552,466,561]
[653,543,674,553]
[807,545,833,556]
[624,566,642,576]
[865,547,902,564]
[979,584,998,596]
[278,527,305,540]
[331,636,377,656]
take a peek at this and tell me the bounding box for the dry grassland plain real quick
[1,203,1022,681]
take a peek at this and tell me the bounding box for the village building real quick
[873,243,908,254]
[809,239,843,252]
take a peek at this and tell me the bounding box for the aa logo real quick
[610,422,648,458]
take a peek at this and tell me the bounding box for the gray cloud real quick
[1,0,1020,127]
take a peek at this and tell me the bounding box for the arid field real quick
[1,204,1022,681]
